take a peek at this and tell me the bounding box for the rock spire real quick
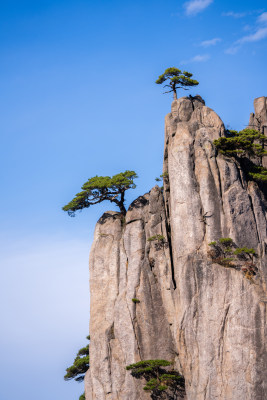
[85,96,267,400]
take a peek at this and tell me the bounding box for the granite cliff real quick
[85,96,267,400]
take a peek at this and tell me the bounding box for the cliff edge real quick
[85,96,267,400]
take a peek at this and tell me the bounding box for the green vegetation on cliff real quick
[126,359,185,398]
[155,67,199,99]
[64,336,90,382]
[213,129,267,182]
[64,336,90,400]
[214,129,267,158]
[208,239,257,281]
[63,170,138,216]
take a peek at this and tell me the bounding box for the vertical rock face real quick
[163,96,267,400]
[85,96,267,400]
[249,96,267,132]
[85,189,178,400]
[248,96,267,168]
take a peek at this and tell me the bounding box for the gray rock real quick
[85,96,267,400]
[248,97,267,131]
[248,96,267,168]
[85,188,181,400]
[163,98,267,400]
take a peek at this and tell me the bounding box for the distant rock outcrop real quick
[85,96,267,400]
[249,96,267,168]
[249,96,267,132]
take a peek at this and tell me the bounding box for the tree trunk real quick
[119,204,126,215]
[119,190,126,215]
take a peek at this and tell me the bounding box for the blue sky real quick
[0,1,266,399]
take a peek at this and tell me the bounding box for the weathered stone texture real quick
[85,189,179,400]
[163,96,267,400]
[86,96,267,400]
[249,97,267,131]
[248,96,267,168]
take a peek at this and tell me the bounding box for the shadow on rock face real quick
[128,195,149,211]
[189,94,205,105]
[97,212,121,225]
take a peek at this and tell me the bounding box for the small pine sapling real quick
[147,235,166,242]
[132,298,140,304]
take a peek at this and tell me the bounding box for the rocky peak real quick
[249,96,267,168]
[85,96,267,400]
[249,96,267,133]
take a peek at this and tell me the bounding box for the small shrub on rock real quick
[219,238,233,246]
[148,234,166,242]
[126,359,185,399]
[208,239,257,282]
[148,234,168,251]
[132,298,140,304]
[155,172,169,183]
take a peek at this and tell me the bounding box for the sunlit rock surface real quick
[85,96,267,400]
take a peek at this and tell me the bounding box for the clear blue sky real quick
[0,1,266,399]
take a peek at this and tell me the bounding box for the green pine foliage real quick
[132,298,140,303]
[161,172,169,178]
[209,238,257,259]
[144,378,168,392]
[155,67,199,99]
[126,360,172,373]
[62,171,138,216]
[64,353,89,382]
[208,239,257,279]
[213,129,267,158]
[155,172,169,183]
[126,359,185,398]
[213,129,267,183]
[233,247,256,257]
[219,238,233,245]
[64,337,90,383]
[79,394,85,400]
[147,234,166,242]
[248,165,267,182]
[143,378,160,391]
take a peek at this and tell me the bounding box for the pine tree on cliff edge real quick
[63,170,138,216]
[64,336,90,382]
[64,336,90,400]
[156,67,199,100]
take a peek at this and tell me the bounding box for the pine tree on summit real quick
[156,67,199,100]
